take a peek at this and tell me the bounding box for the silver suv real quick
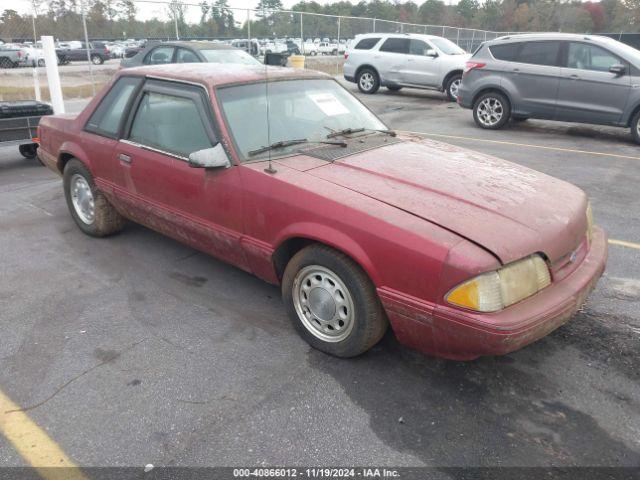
[457,33,640,143]
[343,33,471,101]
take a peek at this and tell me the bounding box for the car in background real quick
[317,42,338,55]
[230,39,260,57]
[56,41,111,65]
[343,33,471,101]
[106,42,126,59]
[0,44,26,68]
[37,63,606,361]
[457,33,640,143]
[121,41,261,68]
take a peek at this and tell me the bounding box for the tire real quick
[356,67,380,94]
[19,144,38,159]
[282,244,388,358]
[63,159,126,237]
[445,73,462,102]
[332,49,337,55]
[90,54,104,65]
[37,58,45,67]
[473,91,511,130]
[387,85,402,92]
[631,110,640,145]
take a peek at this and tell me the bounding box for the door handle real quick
[118,153,131,164]
[513,68,520,74]
[569,74,579,80]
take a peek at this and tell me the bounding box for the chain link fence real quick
[1,0,511,101]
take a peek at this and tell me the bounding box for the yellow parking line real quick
[0,389,87,480]
[399,130,640,161]
[609,239,640,250]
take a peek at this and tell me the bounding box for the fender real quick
[58,141,93,174]
[273,222,381,286]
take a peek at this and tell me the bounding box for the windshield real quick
[200,49,260,65]
[430,37,466,55]
[217,79,387,160]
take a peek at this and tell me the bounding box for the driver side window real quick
[409,40,431,56]
[567,42,621,72]
[144,46,175,65]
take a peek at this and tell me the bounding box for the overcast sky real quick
[7,0,358,15]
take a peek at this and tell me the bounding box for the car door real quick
[401,39,441,87]
[502,41,562,119]
[375,37,411,84]
[555,41,631,125]
[82,76,143,186]
[112,79,248,269]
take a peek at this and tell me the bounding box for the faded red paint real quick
[37,64,608,360]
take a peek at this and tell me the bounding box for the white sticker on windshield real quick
[309,93,350,116]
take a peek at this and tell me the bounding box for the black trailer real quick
[0,101,54,159]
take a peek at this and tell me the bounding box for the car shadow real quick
[306,308,640,467]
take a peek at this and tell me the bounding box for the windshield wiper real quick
[248,138,346,157]
[325,127,397,139]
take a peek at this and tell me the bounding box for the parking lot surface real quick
[1,85,639,470]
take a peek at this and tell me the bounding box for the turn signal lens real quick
[446,254,551,312]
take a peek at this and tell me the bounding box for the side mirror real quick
[188,144,231,169]
[426,49,438,58]
[609,64,626,76]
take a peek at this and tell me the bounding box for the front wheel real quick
[282,245,388,358]
[356,68,380,94]
[63,159,126,237]
[631,110,640,145]
[445,73,462,102]
[473,91,511,130]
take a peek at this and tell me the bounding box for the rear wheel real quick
[473,91,511,130]
[445,73,462,102]
[63,159,125,237]
[631,110,640,145]
[357,68,380,94]
[37,58,45,67]
[90,54,104,65]
[282,245,388,358]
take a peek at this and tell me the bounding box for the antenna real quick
[264,12,277,175]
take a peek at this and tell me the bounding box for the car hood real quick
[283,137,588,265]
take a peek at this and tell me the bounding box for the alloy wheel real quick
[477,97,504,127]
[359,72,375,92]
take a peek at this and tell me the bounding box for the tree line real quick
[1,0,639,43]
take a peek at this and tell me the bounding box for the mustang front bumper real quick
[379,226,608,361]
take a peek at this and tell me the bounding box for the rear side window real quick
[379,38,410,54]
[355,38,380,50]
[490,43,520,61]
[85,76,141,138]
[517,41,561,66]
[129,92,212,158]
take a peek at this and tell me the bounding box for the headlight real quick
[586,201,594,246]
[445,254,551,312]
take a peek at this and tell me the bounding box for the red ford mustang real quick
[37,64,607,360]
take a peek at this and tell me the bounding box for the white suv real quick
[343,33,471,101]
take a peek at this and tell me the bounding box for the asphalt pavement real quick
[0,84,639,472]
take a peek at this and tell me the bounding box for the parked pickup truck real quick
[56,41,110,65]
[0,44,26,68]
